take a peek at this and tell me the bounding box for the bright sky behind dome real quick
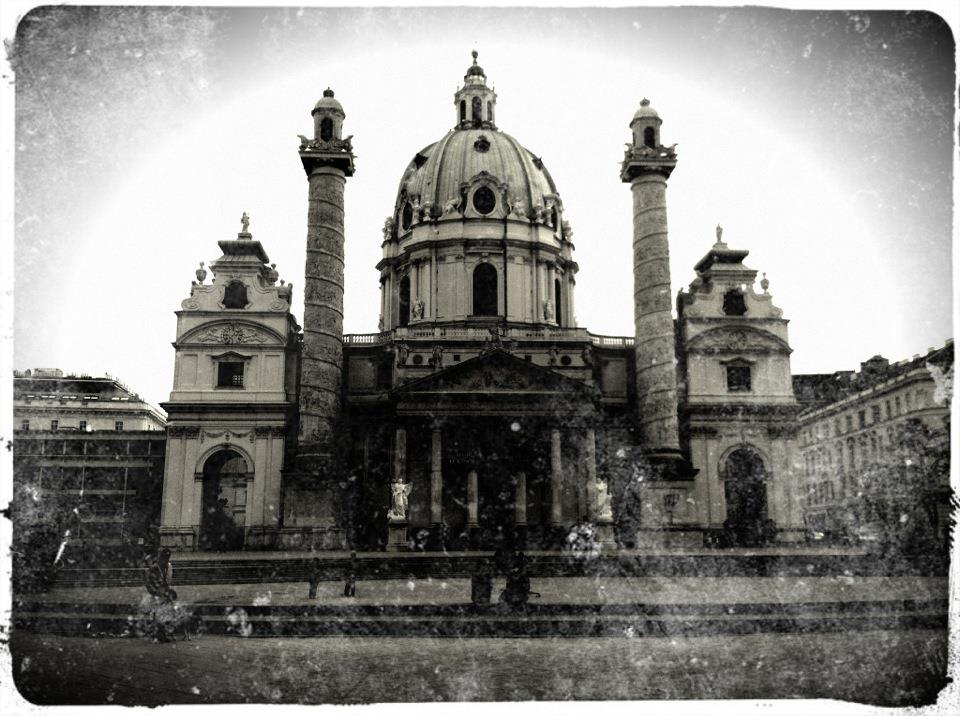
[10,5,956,410]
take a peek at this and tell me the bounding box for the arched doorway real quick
[199,450,249,551]
[722,447,770,546]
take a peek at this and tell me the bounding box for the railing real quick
[343,327,635,347]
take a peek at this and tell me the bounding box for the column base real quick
[387,520,411,551]
[244,526,279,549]
[159,527,197,551]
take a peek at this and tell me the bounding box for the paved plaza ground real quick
[9,628,950,706]
[9,571,953,707]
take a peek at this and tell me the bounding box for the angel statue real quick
[596,479,613,522]
[388,481,413,521]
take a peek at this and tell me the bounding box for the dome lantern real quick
[629,97,663,149]
[311,87,346,142]
[454,50,497,130]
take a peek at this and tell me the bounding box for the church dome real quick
[394,129,559,222]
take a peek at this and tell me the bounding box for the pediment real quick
[685,325,790,355]
[179,320,285,346]
[394,349,594,396]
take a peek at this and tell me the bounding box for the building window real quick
[487,101,492,123]
[726,364,751,392]
[885,400,892,419]
[643,126,655,148]
[845,415,853,432]
[459,100,466,123]
[223,280,249,309]
[79,420,87,432]
[722,289,747,316]
[905,392,912,410]
[217,361,245,388]
[115,421,124,432]
[554,278,562,326]
[472,263,498,316]
[51,420,58,432]
[472,96,482,124]
[895,396,901,414]
[20,420,29,432]
[319,117,333,142]
[401,202,413,231]
[857,410,865,428]
[871,405,881,424]
[398,275,411,327]
[472,185,497,215]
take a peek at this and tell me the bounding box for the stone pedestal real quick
[388,520,411,551]
[159,526,197,551]
[594,520,616,549]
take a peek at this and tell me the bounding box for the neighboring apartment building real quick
[12,370,167,579]
[13,368,166,433]
[794,341,953,549]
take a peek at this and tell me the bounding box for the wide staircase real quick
[13,549,949,639]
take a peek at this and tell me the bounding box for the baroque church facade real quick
[159,54,804,552]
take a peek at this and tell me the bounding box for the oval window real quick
[472,186,496,215]
[401,202,413,230]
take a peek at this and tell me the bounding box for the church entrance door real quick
[199,450,248,551]
[722,448,769,547]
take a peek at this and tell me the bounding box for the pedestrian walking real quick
[343,551,357,597]
[307,558,322,599]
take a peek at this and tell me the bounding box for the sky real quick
[7,4,957,411]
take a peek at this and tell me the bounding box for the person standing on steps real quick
[343,551,357,597]
[307,558,322,599]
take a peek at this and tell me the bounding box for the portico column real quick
[550,428,562,524]
[584,428,598,521]
[430,429,442,524]
[393,427,407,483]
[467,470,478,526]
[515,472,527,525]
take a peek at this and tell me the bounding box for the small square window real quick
[115,421,124,432]
[845,415,853,432]
[453,354,461,362]
[20,420,29,432]
[51,419,59,431]
[726,365,751,392]
[857,410,866,429]
[217,361,245,388]
[79,420,87,431]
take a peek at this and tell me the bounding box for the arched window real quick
[554,278,562,326]
[472,263,498,316]
[320,117,333,142]
[398,276,411,327]
[550,206,558,229]
[723,289,747,316]
[487,101,492,122]
[459,100,466,123]
[223,281,248,309]
[401,202,413,231]
[472,96,482,124]
[643,126,656,148]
